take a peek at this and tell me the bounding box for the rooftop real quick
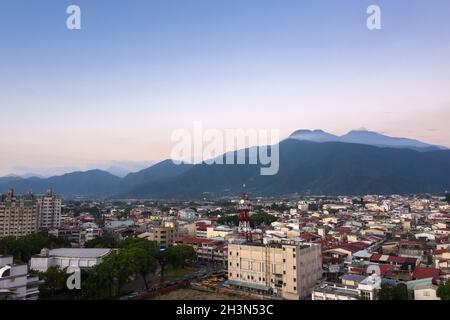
[37,248,112,259]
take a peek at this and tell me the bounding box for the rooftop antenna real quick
[238,192,252,242]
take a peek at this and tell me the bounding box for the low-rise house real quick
[30,248,112,272]
[407,278,441,300]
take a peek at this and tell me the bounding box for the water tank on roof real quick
[40,248,50,257]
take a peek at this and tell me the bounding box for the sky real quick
[0,0,450,176]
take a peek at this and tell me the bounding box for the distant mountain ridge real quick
[288,129,447,151]
[1,130,449,199]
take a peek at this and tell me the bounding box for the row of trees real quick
[373,281,450,300]
[0,233,69,263]
[218,212,277,227]
[81,238,195,299]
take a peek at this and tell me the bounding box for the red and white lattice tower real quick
[238,193,252,242]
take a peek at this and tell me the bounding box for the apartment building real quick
[0,189,62,238]
[0,190,40,238]
[0,255,39,300]
[146,220,178,248]
[196,241,228,268]
[227,240,322,300]
[36,188,62,230]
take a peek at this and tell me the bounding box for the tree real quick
[217,215,239,226]
[154,249,169,283]
[39,266,68,298]
[0,233,69,263]
[81,238,160,299]
[392,283,409,300]
[378,283,409,300]
[378,284,393,300]
[437,281,450,300]
[250,213,277,227]
[84,236,117,248]
[127,246,157,291]
[167,245,196,270]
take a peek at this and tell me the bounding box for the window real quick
[294,287,297,291]
[293,266,296,270]
[293,278,296,282]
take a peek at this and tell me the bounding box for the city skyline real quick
[1,0,450,176]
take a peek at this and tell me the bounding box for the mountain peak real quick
[288,128,446,151]
[289,129,339,143]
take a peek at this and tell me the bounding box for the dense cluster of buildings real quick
[1,190,450,300]
[0,189,61,238]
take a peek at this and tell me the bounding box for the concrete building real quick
[178,208,197,221]
[0,190,39,238]
[30,248,112,272]
[146,221,178,248]
[227,240,322,300]
[206,225,234,239]
[197,241,228,268]
[312,274,385,300]
[36,188,62,230]
[407,278,441,300]
[0,255,39,300]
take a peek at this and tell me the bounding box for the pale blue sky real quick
[0,0,449,175]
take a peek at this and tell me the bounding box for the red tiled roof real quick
[412,267,441,281]
[370,253,417,265]
[347,242,371,249]
[433,249,450,255]
[366,264,395,276]
[299,232,321,241]
[332,244,363,254]
[196,224,208,231]
[175,237,214,245]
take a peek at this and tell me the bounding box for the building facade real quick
[0,190,40,238]
[30,248,112,272]
[146,221,178,248]
[227,240,322,300]
[36,189,62,230]
[0,255,39,300]
[0,189,62,238]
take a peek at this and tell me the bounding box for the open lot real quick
[149,288,241,300]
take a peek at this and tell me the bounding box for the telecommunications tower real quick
[238,193,252,242]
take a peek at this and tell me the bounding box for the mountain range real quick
[0,130,449,199]
[289,129,447,152]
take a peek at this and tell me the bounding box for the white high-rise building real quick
[37,189,62,230]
